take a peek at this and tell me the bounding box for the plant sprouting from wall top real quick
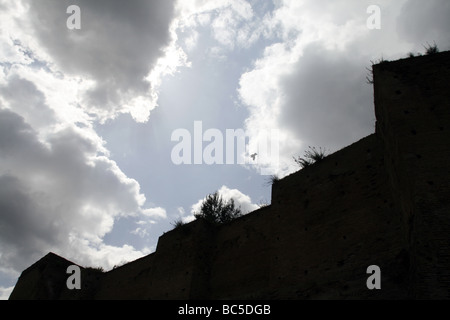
[293,146,329,169]
[424,42,439,55]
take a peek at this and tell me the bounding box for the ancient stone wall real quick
[373,52,450,298]
[9,51,450,300]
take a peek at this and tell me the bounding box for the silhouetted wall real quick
[9,51,450,300]
[373,52,450,298]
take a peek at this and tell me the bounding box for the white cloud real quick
[174,0,261,52]
[177,207,185,216]
[217,185,259,214]
[0,286,14,300]
[66,239,152,270]
[183,29,200,52]
[181,215,196,225]
[174,206,195,224]
[131,207,167,239]
[141,207,168,220]
[238,41,303,177]
[210,1,254,49]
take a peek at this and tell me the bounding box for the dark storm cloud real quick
[0,174,57,270]
[397,0,450,47]
[0,110,59,270]
[0,108,45,164]
[0,76,56,129]
[279,43,374,153]
[24,0,177,118]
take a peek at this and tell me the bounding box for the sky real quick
[0,0,449,299]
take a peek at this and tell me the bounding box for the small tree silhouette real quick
[194,191,242,224]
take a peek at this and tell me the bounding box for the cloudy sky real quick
[0,0,449,298]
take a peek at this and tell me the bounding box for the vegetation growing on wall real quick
[293,146,329,169]
[194,191,242,225]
